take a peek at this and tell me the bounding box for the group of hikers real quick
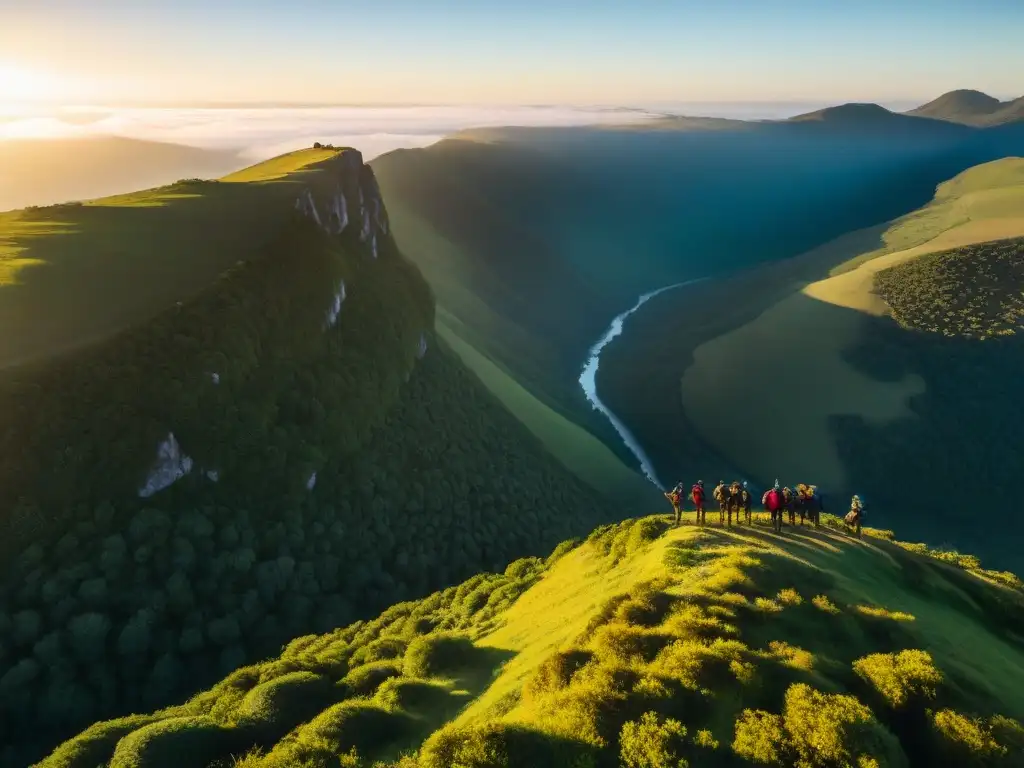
[664,479,866,537]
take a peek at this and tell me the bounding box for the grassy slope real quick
[378,193,655,506]
[0,148,336,368]
[41,513,1024,767]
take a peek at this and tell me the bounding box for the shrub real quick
[67,612,112,662]
[732,710,790,765]
[782,683,907,767]
[811,595,840,614]
[930,710,1024,765]
[523,649,594,700]
[852,650,942,707]
[403,633,475,678]
[619,711,689,768]
[236,671,339,741]
[374,677,451,712]
[108,716,239,768]
[35,715,161,768]
[342,662,402,696]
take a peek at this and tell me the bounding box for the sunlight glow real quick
[0,64,57,104]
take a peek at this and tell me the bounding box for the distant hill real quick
[0,136,243,212]
[908,89,1024,127]
[36,513,1024,767]
[785,102,973,137]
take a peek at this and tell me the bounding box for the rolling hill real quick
[0,147,633,765]
[908,90,1024,127]
[34,512,1024,767]
[0,137,243,213]
[600,157,1024,569]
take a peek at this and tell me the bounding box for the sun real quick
[0,64,55,104]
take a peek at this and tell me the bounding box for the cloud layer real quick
[0,101,875,162]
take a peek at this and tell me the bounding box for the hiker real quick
[713,480,728,525]
[763,480,784,533]
[664,482,685,527]
[691,480,706,525]
[782,486,796,527]
[740,481,753,525]
[845,495,865,538]
[725,480,743,526]
[803,484,824,528]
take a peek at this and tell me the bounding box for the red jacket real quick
[691,485,705,504]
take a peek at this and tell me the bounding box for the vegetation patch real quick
[875,237,1024,339]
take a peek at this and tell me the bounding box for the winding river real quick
[578,279,707,490]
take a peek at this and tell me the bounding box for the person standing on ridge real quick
[846,495,865,538]
[740,481,753,526]
[664,482,685,527]
[691,480,706,526]
[713,480,728,525]
[763,480,784,533]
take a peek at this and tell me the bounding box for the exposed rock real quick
[360,206,372,243]
[138,433,193,498]
[417,333,428,359]
[209,372,220,385]
[206,470,220,483]
[295,188,322,227]
[329,187,349,234]
[370,234,378,260]
[324,280,347,329]
[306,471,318,491]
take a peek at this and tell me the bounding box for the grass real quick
[0,147,343,368]
[38,512,1024,767]
[830,157,1024,276]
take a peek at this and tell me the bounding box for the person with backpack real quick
[740,480,753,525]
[691,480,706,526]
[664,482,685,527]
[763,480,784,533]
[713,480,728,525]
[845,495,865,538]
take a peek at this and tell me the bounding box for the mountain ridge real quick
[907,89,1024,126]
[35,511,1024,767]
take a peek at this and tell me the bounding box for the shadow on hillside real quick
[652,283,1024,572]
[0,181,297,368]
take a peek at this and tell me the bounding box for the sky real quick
[2,0,1022,107]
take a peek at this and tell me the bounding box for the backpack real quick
[713,485,725,503]
[691,484,704,503]
[667,489,681,504]
[844,510,859,525]
[766,489,782,512]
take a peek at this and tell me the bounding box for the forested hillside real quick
[0,149,617,766]
[36,513,1024,767]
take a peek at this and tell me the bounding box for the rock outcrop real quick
[294,149,389,246]
[138,433,193,498]
[324,280,347,329]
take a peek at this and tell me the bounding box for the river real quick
[578,278,707,490]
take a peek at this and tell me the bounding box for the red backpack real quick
[691,484,704,503]
[766,489,782,512]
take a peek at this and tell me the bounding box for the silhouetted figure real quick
[691,480,707,525]
[763,479,784,533]
[664,482,685,526]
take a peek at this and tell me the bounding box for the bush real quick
[619,711,689,767]
[403,633,475,678]
[342,662,403,697]
[35,715,161,768]
[108,716,239,768]
[930,710,1024,766]
[236,671,340,741]
[732,710,789,765]
[852,650,942,707]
